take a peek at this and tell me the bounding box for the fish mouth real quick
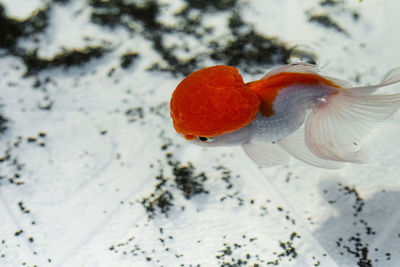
[187,125,253,147]
[188,137,220,147]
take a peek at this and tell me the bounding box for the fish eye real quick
[197,136,215,142]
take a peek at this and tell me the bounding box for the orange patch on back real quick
[170,66,261,138]
[246,72,341,117]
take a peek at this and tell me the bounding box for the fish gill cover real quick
[0,0,399,266]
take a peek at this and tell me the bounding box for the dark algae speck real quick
[18,202,30,214]
[320,0,342,6]
[172,162,209,200]
[141,148,209,219]
[308,14,349,35]
[89,0,160,30]
[120,52,139,69]
[0,113,7,135]
[125,107,144,123]
[0,137,26,186]
[181,0,238,12]
[0,4,24,50]
[330,184,372,265]
[141,168,174,219]
[1,0,396,266]
[307,0,361,35]
[120,133,248,265]
[0,2,110,76]
[21,47,109,76]
[320,182,399,267]
[0,0,312,79]
[88,0,302,76]
[0,3,50,52]
[342,185,365,216]
[216,232,301,266]
[14,230,23,236]
[209,12,293,75]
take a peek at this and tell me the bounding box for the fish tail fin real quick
[305,67,400,163]
[380,66,400,85]
[348,66,400,93]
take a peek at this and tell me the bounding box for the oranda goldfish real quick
[170,63,400,168]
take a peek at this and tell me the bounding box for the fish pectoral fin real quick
[305,86,400,163]
[242,140,289,167]
[278,127,344,169]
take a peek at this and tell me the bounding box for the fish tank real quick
[0,0,399,266]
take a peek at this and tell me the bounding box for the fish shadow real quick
[313,178,400,267]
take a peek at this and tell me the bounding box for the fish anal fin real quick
[242,141,289,167]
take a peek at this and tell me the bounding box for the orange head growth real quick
[170,65,261,140]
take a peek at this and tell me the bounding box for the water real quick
[0,0,399,266]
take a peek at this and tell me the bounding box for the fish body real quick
[246,73,339,143]
[170,63,400,168]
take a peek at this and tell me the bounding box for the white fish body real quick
[191,63,400,168]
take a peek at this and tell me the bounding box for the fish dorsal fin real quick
[278,127,344,169]
[262,62,351,88]
[321,75,352,88]
[261,62,318,80]
[242,140,289,167]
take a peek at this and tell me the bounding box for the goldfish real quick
[170,63,400,168]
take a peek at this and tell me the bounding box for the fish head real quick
[170,65,260,143]
[188,125,253,147]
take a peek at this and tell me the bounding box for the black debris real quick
[171,162,209,200]
[21,47,109,76]
[120,52,139,69]
[125,107,144,123]
[308,14,349,35]
[0,114,7,134]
